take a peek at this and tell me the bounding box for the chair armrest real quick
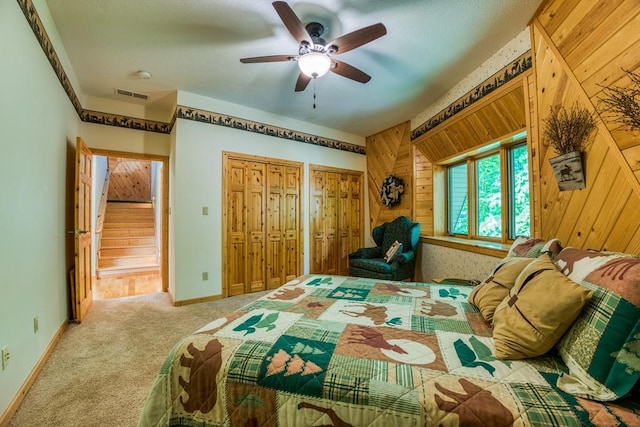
[395,250,415,265]
[349,247,383,259]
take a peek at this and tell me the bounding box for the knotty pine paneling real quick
[366,122,413,228]
[107,159,152,201]
[413,147,434,236]
[532,0,640,253]
[413,80,527,164]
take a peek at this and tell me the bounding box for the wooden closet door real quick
[338,174,351,276]
[248,162,266,293]
[227,159,248,296]
[324,172,339,275]
[283,166,301,282]
[310,170,325,273]
[267,165,285,289]
[224,153,302,296]
[310,165,363,275]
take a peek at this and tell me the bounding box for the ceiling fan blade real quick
[272,1,312,46]
[295,73,311,92]
[325,23,387,55]
[330,59,371,83]
[240,54,297,63]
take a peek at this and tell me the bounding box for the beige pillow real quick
[492,254,593,360]
[468,257,534,323]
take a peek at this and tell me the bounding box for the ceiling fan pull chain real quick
[313,79,317,109]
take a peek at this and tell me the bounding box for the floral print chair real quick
[349,216,421,281]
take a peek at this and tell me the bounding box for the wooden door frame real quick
[91,148,170,292]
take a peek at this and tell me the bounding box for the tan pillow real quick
[492,254,593,360]
[468,257,534,323]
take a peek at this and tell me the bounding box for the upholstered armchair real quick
[349,216,421,281]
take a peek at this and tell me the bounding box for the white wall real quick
[171,92,368,301]
[417,244,500,283]
[91,155,108,275]
[0,0,81,418]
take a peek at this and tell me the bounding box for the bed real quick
[138,242,640,426]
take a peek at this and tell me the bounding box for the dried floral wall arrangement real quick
[542,103,597,155]
[542,104,596,191]
[598,68,640,131]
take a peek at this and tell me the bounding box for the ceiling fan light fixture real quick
[298,52,331,78]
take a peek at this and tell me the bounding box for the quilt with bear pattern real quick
[138,275,639,426]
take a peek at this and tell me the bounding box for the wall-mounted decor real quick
[381,175,404,207]
[598,68,640,131]
[542,104,596,191]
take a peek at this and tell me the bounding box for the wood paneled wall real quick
[107,159,152,201]
[531,0,640,254]
[413,148,434,236]
[366,121,413,228]
[413,79,528,164]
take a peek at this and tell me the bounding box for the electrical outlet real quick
[202,206,208,215]
[202,272,209,281]
[34,316,39,333]
[1,347,9,370]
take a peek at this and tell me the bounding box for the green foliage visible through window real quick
[447,141,530,240]
[477,154,502,237]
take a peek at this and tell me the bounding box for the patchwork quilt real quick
[138,275,640,426]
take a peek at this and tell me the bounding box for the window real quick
[447,142,530,241]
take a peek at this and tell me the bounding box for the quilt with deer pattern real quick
[138,275,640,426]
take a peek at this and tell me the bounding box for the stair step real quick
[102,228,155,238]
[103,222,155,229]
[103,216,155,224]
[102,228,156,239]
[107,202,153,209]
[97,265,160,278]
[100,246,157,258]
[101,237,156,247]
[98,255,159,268]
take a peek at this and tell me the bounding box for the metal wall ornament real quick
[381,175,405,207]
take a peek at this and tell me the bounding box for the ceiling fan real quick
[240,1,387,92]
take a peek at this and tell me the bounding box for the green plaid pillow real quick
[554,247,640,401]
[508,237,563,259]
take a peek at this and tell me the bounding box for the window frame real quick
[445,138,530,244]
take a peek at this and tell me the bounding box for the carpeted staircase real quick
[97,201,159,278]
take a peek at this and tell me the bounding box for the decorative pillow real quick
[507,236,563,259]
[384,240,402,264]
[492,253,593,360]
[553,247,640,401]
[468,257,535,323]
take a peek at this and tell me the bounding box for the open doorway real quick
[90,149,169,299]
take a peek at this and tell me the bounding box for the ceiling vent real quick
[115,88,149,100]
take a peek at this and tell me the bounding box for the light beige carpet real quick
[8,290,268,427]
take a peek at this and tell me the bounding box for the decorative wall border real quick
[16,0,360,152]
[411,52,532,140]
[177,106,366,154]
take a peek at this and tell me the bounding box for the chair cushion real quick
[492,254,593,360]
[348,258,393,274]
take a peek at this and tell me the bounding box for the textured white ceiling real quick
[45,0,544,136]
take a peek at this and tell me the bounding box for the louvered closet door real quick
[338,174,351,276]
